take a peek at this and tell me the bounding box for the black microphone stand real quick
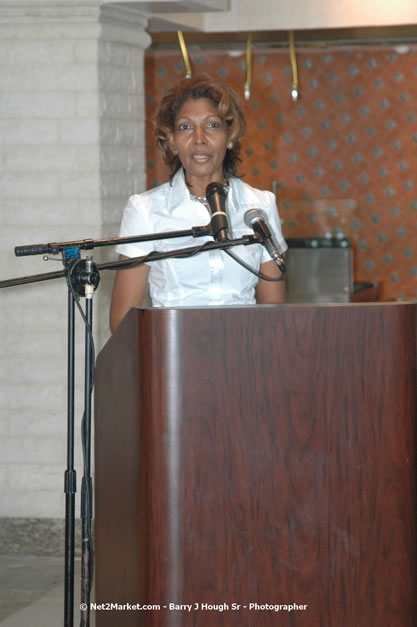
[65,266,76,627]
[0,226,263,627]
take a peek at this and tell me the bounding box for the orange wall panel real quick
[145,46,417,300]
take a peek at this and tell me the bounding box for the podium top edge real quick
[133,301,417,312]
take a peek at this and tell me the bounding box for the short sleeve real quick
[114,194,155,259]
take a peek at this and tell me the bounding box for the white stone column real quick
[0,1,150,521]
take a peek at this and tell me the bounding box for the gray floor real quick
[0,555,95,626]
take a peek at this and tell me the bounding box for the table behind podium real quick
[94,303,417,626]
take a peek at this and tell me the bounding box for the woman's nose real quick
[193,126,207,143]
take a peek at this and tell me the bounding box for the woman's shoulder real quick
[230,177,275,208]
[127,180,171,209]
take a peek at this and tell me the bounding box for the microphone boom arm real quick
[1,234,260,290]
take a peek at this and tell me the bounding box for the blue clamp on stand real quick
[63,247,81,263]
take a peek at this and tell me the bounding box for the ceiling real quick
[149,24,417,49]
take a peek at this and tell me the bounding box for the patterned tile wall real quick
[145,46,417,300]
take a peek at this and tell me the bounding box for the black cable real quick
[103,239,285,282]
[65,262,96,596]
[102,239,217,271]
[66,261,96,384]
[224,248,285,281]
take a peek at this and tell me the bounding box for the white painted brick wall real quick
[0,93,76,118]
[0,2,150,519]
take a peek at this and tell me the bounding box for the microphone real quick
[244,209,286,273]
[205,182,229,241]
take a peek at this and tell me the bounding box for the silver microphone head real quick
[244,208,266,228]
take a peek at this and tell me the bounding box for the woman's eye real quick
[207,121,220,128]
[178,123,191,131]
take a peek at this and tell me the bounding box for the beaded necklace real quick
[188,182,230,208]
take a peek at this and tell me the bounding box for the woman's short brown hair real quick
[153,75,247,180]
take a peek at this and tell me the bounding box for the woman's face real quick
[168,97,230,192]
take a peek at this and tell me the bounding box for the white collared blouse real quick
[115,169,287,307]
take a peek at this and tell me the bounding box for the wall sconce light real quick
[244,32,252,101]
[289,30,299,101]
[177,31,192,79]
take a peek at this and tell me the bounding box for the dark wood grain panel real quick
[95,303,417,627]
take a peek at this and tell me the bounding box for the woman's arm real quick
[255,259,286,304]
[109,255,150,333]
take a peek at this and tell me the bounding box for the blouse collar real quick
[167,168,241,216]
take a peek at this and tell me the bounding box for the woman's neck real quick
[184,173,225,200]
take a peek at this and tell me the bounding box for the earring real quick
[172,147,178,154]
[227,142,233,149]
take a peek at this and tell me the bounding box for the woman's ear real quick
[167,132,176,154]
[226,126,239,149]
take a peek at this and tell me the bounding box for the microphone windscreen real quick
[244,208,266,228]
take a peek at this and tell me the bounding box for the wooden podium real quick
[94,303,417,626]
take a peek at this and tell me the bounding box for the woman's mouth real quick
[192,154,211,162]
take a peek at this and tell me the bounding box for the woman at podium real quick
[110,75,287,333]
